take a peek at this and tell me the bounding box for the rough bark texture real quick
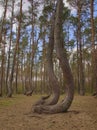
[33,0,74,114]
[45,15,60,105]
[34,12,60,106]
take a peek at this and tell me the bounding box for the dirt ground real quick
[0,94,97,130]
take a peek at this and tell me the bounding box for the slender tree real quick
[77,1,85,95]
[6,0,15,94]
[15,0,23,93]
[7,0,23,97]
[0,0,8,96]
[0,0,8,44]
[67,0,88,95]
[90,0,97,95]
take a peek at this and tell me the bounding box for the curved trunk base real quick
[25,90,34,96]
[33,95,50,106]
[7,92,12,98]
[32,0,75,114]
[92,92,97,96]
[33,95,73,114]
[33,95,59,106]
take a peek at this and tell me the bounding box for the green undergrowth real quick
[0,95,25,107]
[0,93,93,108]
[0,99,15,107]
[0,94,43,108]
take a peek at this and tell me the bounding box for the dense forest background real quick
[0,0,97,97]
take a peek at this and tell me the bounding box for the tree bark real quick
[29,0,35,93]
[15,0,23,94]
[7,0,23,97]
[34,11,60,106]
[6,0,15,94]
[0,0,8,44]
[75,29,80,94]
[33,0,74,114]
[0,0,8,96]
[90,0,97,95]
[77,1,85,95]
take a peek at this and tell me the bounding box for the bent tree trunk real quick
[33,0,74,114]
[34,12,60,106]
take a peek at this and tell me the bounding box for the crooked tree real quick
[34,11,60,106]
[33,0,74,114]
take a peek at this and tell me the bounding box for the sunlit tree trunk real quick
[42,37,46,94]
[6,0,15,94]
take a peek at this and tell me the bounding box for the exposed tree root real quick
[25,90,33,96]
[92,92,97,96]
[7,92,12,98]
[33,95,73,114]
[24,88,34,96]
[28,114,43,119]
[33,92,61,106]
[32,0,75,114]
[33,95,50,106]
[33,103,67,114]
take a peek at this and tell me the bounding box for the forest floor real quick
[0,94,97,130]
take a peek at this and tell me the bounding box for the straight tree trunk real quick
[15,0,23,94]
[0,44,5,96]
[0,0,8,44]
[0,0,8,96]
[25,1,38,96]
[21,50,25,93]
[76,32,80,94]
[6,0,15,94]
[90,0,97,95]
[30,0,35,93]
[7,0,23,97]
[77,1,85,95]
